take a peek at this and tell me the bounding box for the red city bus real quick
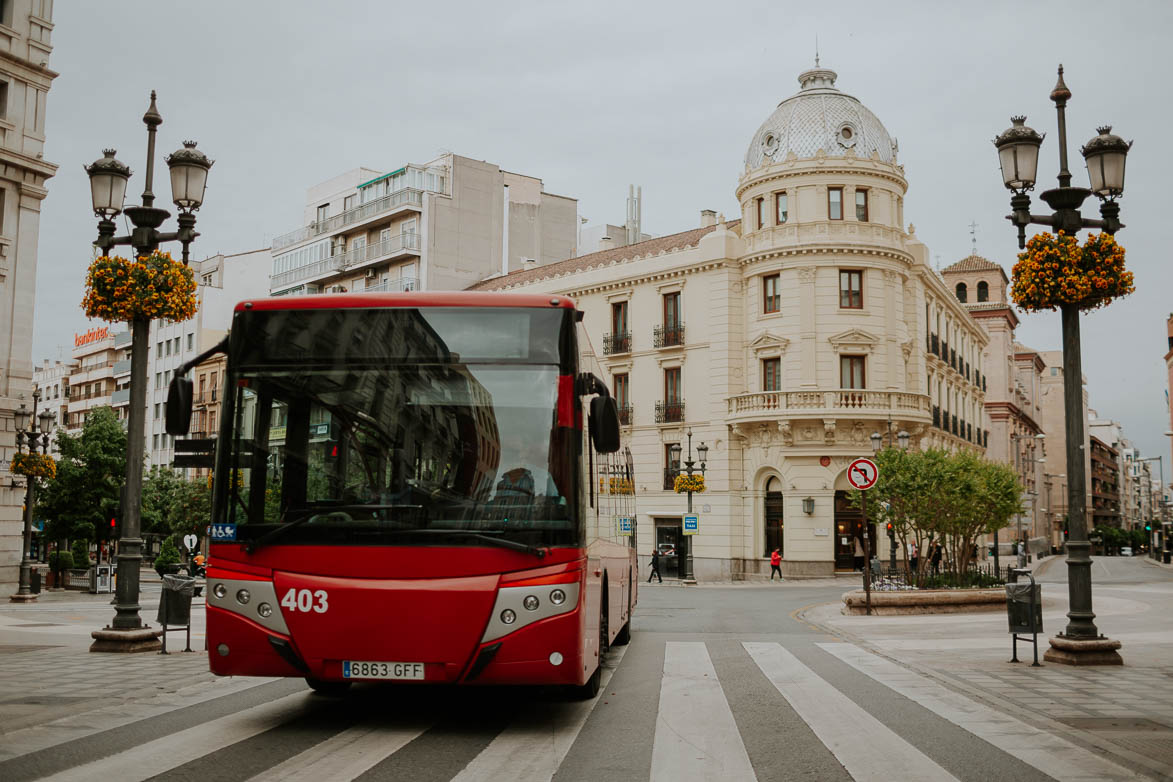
[167,292,637,697]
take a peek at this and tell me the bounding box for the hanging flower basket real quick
[11,452,56,480]
[1010,231,1133,312]
[82,250,198,323]
[673,473,705,493]
[599,477,635,495]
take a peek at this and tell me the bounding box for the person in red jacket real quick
[769,548,783,581]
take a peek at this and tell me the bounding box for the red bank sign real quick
[74,327,110,347]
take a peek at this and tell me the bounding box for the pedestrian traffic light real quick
[1146,522,1152,531]
[886,522,894,534]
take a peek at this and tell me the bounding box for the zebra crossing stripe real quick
[244,721,432,782]
[743,642,957,782]
[816,642,1143,782]
[37,691,311,782]
[450,646,627,782]
[652,642,757,781]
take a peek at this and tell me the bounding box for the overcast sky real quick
[34,0,1173,465]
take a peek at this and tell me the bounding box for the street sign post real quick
[682,514,699,536]
[847,457,879,616]
[182,534,197,552]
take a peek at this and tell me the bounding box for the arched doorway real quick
[834,491,875,571]
[764,477,783,558]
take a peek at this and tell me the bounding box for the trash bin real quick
[1164,551,1171,565]
[30,568,41,594]
[157,574,195,626]
[1005,581,1043,634]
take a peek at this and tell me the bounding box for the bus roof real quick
[234,291,577,313]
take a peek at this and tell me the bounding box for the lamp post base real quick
[9,593,38,603]
[89,627,163,653]
[1042,634,1123,666]
[680,577,697,586]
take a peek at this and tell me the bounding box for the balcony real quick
[727,389,931,424]
[932,405,940,428]
[930,334,939,355]
[654,323,685,348]
[111,388,130,406]
[113,359,132,376]
[655,400,685,423]
[618,405,633,426]
[272,232,421,289]
[603,332,631,355]
[663,467,678,491]
[273,188,425,250]
[194,389,218,406]
[362,277,419,293]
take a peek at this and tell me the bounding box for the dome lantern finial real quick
[798,63,838,91]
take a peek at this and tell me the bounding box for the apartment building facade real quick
[1089,434,1121,530]
[269,155,577,298]
[31,356,76,454]
[1038,350,1092,549]
[472,64,988,578]
[0,0,57,594]
[941,256,1048,555]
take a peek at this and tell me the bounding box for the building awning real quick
[358,166,406,190]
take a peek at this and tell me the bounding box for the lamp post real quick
[994,66,1129,663]
[870,424,910,569]
[1011,432,1046,567]
[85,92,212,653]
[10,390,55,602]
[670,429,707,584]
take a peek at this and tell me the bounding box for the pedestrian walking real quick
[909,542,919,575]
[853,536,865,572]
[769,548,783,581]
[648,550,662,583]
[931,542,943,575]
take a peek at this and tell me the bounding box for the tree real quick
[169,477,211,540]
[141,466,185,535]
[852,447,1022,585]
[37,406,127,550]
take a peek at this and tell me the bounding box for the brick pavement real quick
[805,561,1173,781]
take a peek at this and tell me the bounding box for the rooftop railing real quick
[272,188,425,250]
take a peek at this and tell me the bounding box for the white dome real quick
[745,65,898,170]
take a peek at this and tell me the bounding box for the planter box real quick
[842,587,1006,616]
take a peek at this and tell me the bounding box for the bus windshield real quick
[220,306,580,549]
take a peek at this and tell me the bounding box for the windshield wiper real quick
[398,529,547,558]
[245,504,424,553]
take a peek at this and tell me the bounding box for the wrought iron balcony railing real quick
[655,400,685,423]
[273,188,425,250]
[603,332,631,355]
[618,405,633,426]
[653,323,685,348]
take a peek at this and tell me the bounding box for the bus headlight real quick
[550,589,566,605]
[213,583,227,599]
[236,589,251,605]
[523,595,540,611]
[500,609,517,624]
[257,602,273,618]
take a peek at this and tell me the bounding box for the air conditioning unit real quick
[365,268,377,279]
[328,285,347,294]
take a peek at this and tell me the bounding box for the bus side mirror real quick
[165,376,194,435]
[589,396,620,454]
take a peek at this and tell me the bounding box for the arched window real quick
[764,477,784,557]
[955,282,967,303]
[977,281,989,302]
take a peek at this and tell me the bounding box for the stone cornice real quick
[737,160,908,199]
[967,304,1020,330]
[984,400,1041,432]
[0,46,59,84]
[739,243,915,268]
[560,259,729,299]
[0,147,58,182]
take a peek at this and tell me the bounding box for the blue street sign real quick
[210,523,237,542]
[683,514,699,536]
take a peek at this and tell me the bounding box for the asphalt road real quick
[8,575,1140,782]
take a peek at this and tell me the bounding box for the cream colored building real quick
[1038,350,1092,549]
[31,356,75,454]
[269,155,577,297]
[0,0,58,594]
[472,65,987,578]
[940,256,1048,556]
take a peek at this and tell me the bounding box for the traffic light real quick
[886,522,894,534]
[1146,522,1152,531]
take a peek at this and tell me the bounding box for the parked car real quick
[1120,546,1133,557]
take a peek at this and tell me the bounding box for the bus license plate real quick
[342,661,425,680]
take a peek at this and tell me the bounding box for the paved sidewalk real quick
[803,562,1173,781]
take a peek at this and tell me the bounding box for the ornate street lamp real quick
[85,92,211,653]
[993,66,1129,665]
[673,429,707,583]
[10,389,53,602]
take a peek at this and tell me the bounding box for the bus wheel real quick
[613,619,631,646]
[566,663,601,700]
[305,677,351,697]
